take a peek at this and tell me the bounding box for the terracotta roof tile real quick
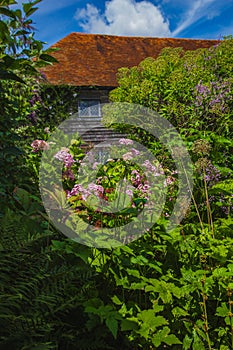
[42,33,219,87]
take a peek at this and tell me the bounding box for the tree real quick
[0,0,57,213]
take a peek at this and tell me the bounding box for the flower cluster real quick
[67,183,105,202]
[31,139,49,152]
[27,111,37,123]
[192,139,211,156]
[205,162,221,185]
[143,160,164,176]
[119,138,133,145]
[54,148,74,167]
[194,79,232,113]
[122,148,140,161]
[29,92,42,106]
[195,157,221,186]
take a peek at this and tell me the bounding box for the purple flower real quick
[40,72,47,80]
[131,170,142,186]
[119,138,133,145]
[69,184,91,201]
[88,183,104,197]
[62,169,75,181]
[131,148,140,157]
[27,111,37,123]
[70,184,83,196]
[143,160,163,176]
[205,163,221,185]
[88,183,104,192]
[165,176,176,185]
[54,149,74,167]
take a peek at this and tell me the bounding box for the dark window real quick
[78,99,101,117]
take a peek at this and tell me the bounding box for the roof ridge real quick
[52,32,220,45]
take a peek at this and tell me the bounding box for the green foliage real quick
[110,38,233,136]
[0,0,57,213]
[1,5,233,348]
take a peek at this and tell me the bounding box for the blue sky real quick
[19,0,233,47]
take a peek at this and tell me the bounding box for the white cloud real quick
[75,0,171,37]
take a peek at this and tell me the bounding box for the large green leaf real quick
[0,1,17,5]
[0,69,24,83]
[39,53,58,63]
[106,317,118,339]
[0,6,15,18]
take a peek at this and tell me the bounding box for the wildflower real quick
[70,184,84,196]
[119,138,133,145]
[205,163,221,184]
[54,149,74,167]
[131,148,140,157]
[143,160,163,176]
[62,169,75,181]
[69,184,91,201]
[27,111,37,123]
[192,139,211,156]
[126,189,133,198]
[40,71,47,80]
[31,139,49,152]
[195,157,210,171]
[123,152,133,161]
[44,127,50,134]
[195,158,221,185]
[88,183,104,197]
[131,170,142,186]
[93,162,100,169]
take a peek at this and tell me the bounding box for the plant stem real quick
[227,288,233,349]
[182,162,204,232]
[201,276,212,350]
[203,171,214,238]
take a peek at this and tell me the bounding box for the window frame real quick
[78,99,101,118]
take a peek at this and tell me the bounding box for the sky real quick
[18,0,233,47]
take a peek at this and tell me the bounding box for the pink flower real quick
[126,189,133,198]
[31,139,49,152]
[119,138,133,145]
[70,184,83,196]
[123,152,133,161]
[131,148,140,157]
[69,184,91,201]
[88,183,104,197]
[54,149,74,167]
[165,176,176,185]
[93,162,100,170]
[131,170,142,186]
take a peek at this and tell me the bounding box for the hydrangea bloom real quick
[54,149,74,167]
[31,139,49,152]
[119,138,133,145]
[123,152,133,161]
[88,183,104,197]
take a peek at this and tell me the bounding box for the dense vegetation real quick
[0,1,233,349]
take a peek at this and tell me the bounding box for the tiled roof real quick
[42,33,219,87]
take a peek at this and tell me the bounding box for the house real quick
[42,33,219,145]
